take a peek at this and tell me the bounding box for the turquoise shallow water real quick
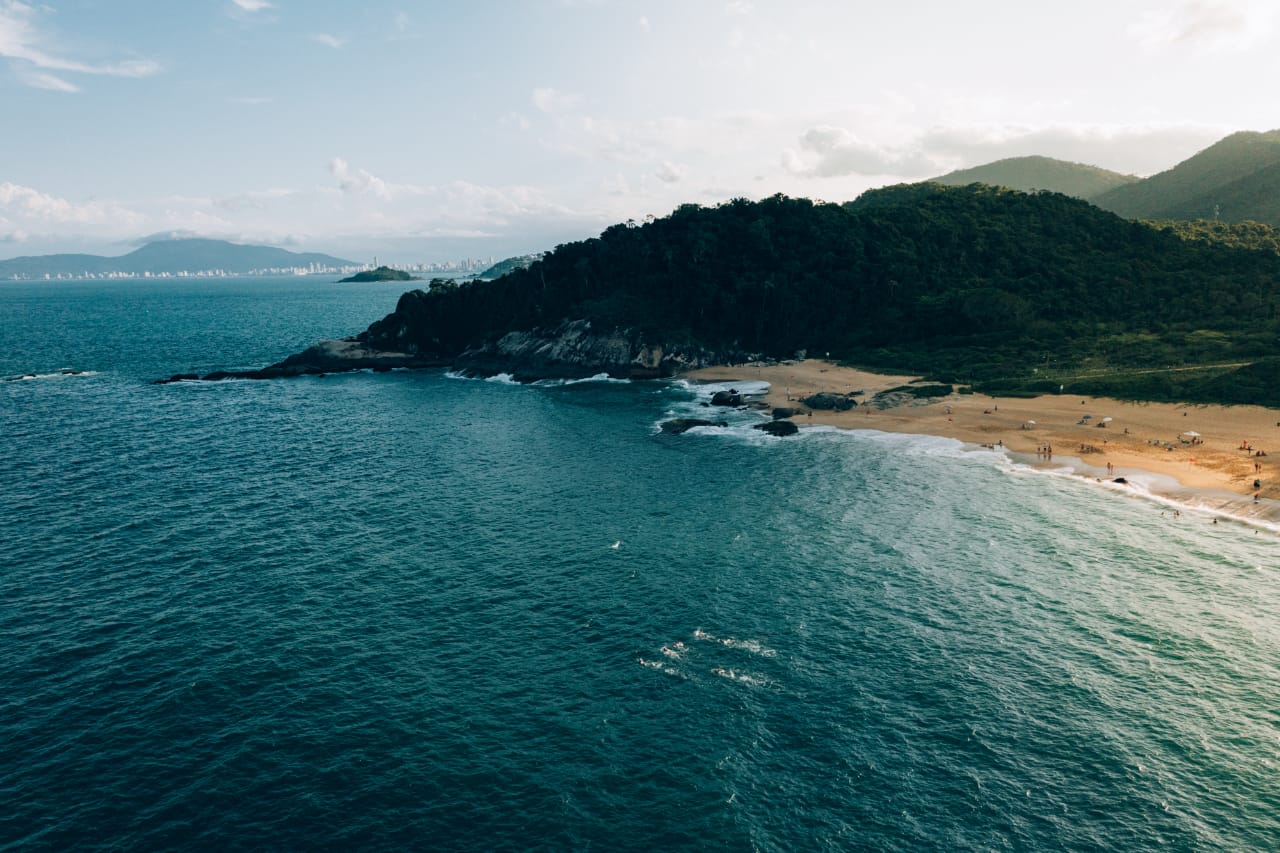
[2,278,1279,850]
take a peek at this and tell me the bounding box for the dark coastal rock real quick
[153,338,445,383]
[772,407,797,419]
[710,390,743,407]
[754,419,799,437]
[1113,477,1128,484]
[802,392,857,411]
[660,418,728,434]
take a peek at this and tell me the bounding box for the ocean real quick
[2,277,1278,851]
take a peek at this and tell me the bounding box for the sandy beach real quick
[685,359,1280,523]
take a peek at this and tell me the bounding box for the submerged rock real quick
[660,418,728,434]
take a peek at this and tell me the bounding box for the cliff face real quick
[452,319,729,381]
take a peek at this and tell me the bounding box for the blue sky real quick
[2,0,1278,262]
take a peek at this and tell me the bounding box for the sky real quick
[1,0,1278,263]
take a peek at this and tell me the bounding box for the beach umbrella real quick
[1102,417,1113,422]
[1082,414,1092,419]
[1026,420,1036,425]
[1184,430,1200,437]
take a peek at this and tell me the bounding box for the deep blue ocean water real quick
[3,277,1279,851]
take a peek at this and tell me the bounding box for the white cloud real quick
[394,12,410,32]
[330,158,393,200]
[778,121,1226,180]
[231,0,272,12]
[784,126,939,178]
[230,95,273,105]
[532,86,580,115]
[0,1,160,89]
[1130,0,1276,52]
[638,16,650,32]
[0,181,144,226]
[655,161,687,183]
[312,33,346,49]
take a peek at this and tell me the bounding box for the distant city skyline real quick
[2,0,1278,262]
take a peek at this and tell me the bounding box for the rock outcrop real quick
[452,319,727,382]
[154,338,445,383]
[710,390,744,407]
[754,419,799,437]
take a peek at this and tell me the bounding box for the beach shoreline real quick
[682,359,1280,526]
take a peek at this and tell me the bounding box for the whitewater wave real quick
[4,369,98,382]
[534,373,631,387]
[443,369,520,384]
[637,657,684,678]
[693,629,778,657]
[1000,454,1280,534]
[710,667,769,687]
[445,369,631,387]
[666,378,771,399]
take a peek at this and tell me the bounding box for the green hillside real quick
[1092,130,1280,225]
[338,265,419,283]
[359,185,1280,405]
[478,253,545,279]
[934,155,1137,199]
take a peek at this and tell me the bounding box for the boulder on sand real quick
[802,392,857,411]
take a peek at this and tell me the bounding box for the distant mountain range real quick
[934,155,1139,198]
[0,238,356,279]
[933,129,1280,227]
[1090,130,1280,224]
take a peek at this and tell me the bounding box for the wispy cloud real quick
[17,68,80,92]
[231,0,272,12]
[312,33,346,49]
[1130,0,1276,52]
[783,126,938,178]
[532,87,580,115]
[0,1,159,91]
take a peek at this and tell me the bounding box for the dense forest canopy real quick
[362,184,1280,404]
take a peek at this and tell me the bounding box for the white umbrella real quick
[1184,430,1201,437]
[1026,420,1036,425]
[1102,417,1113,422]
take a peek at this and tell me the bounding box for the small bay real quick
[2,278,1278,850]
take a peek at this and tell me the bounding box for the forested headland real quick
[360,183,1280,406]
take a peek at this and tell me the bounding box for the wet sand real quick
[685,360,1280,523]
